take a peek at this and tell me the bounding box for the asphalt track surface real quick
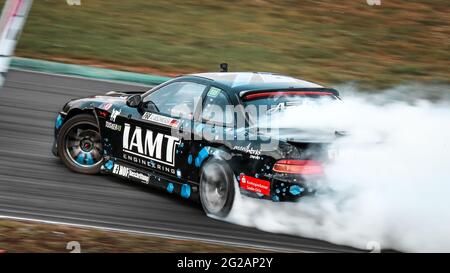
[0,69,359,252]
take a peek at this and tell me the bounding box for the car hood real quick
[63,91,143,112]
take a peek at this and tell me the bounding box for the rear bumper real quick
[270,173,318,202]
[239,173,319,202]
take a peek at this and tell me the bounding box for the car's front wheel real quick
[199,158,235,218]
[57,113,103,174]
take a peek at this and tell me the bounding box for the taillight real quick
[273,160,323,175]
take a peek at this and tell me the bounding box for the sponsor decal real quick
[112,163,129,177]
[100,103,112,111]
[194,147,209,168]
[122,154,176,175]
[110,108,121,122]
[122,123,180,167]
[142,112,180,128]
[167,183,174,193]
[97,110,109,118]
[55,114,63,129]
[207,87,221,98]
[112,163,149,184]
[239,174,270,196]
[105,121,122,131]
[289,185,304,196]
[104,160,114,170]
[181,184,191,199]
[233,144,262,159]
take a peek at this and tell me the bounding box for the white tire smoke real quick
[219,84,450,252]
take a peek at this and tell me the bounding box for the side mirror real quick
[126,94,142,108]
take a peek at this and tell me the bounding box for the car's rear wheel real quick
[57,113,103,174]
[199,158,235,218]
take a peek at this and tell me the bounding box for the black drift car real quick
[53,72,340,217]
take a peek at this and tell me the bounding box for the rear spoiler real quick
[239,88,339,99]
[105,90,146,96]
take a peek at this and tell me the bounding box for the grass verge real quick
[6,0,449,89]
[0,219,266,253]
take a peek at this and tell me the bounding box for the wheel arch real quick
[197,145,232,168]
[56,111,104,174]
[54,107,100,157]
[196,145,241,183]
[65,107,97,122]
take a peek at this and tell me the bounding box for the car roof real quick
[189,72,324,93]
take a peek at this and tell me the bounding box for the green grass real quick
[0,219,264,252]
[7,0,450,88]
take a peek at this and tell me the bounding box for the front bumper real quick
[52,112,67,157]
[51,140,58,157]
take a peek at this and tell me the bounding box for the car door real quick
[197,86,235,145]
[116,81,208,181]
[186,86,236,182]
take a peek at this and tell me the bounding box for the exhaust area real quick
[220,83,450,252]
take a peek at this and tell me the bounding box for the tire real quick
[199,158,235,218]
[57,113,103,174]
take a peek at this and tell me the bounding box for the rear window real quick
[242,91,337,121]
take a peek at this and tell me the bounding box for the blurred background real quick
[9,0,450,88]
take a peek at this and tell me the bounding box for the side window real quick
[201,87,234,125]
[143,82,206,119]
